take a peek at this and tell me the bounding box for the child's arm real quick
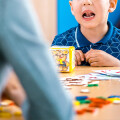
[75,50,85,66]
[85,49,120,67]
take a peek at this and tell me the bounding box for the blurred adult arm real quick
[0,0,74,120]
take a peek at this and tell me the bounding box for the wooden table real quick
[1,66,120,120]
[61,66,120,120]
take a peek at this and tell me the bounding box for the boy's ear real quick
[69,1,74,15]
[108,0,117,12]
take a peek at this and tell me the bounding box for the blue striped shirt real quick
[52,21,120,65]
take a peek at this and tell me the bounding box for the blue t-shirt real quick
[52,21,120,65]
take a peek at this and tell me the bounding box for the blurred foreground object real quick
[0,0,73,120]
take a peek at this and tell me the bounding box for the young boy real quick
[52,0,120,67]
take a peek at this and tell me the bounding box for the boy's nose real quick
[82,0,92,6]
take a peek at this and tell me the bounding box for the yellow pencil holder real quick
[51,46,75,72]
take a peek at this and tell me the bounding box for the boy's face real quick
[69,0,117,29]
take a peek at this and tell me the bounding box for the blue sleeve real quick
[51,35,64,46]
[52,36,58,46]
[0,0,74,120]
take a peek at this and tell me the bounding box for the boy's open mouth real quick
[82,10,95,19]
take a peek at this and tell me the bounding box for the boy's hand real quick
[85,49,120,67]
[75,50,85,66]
